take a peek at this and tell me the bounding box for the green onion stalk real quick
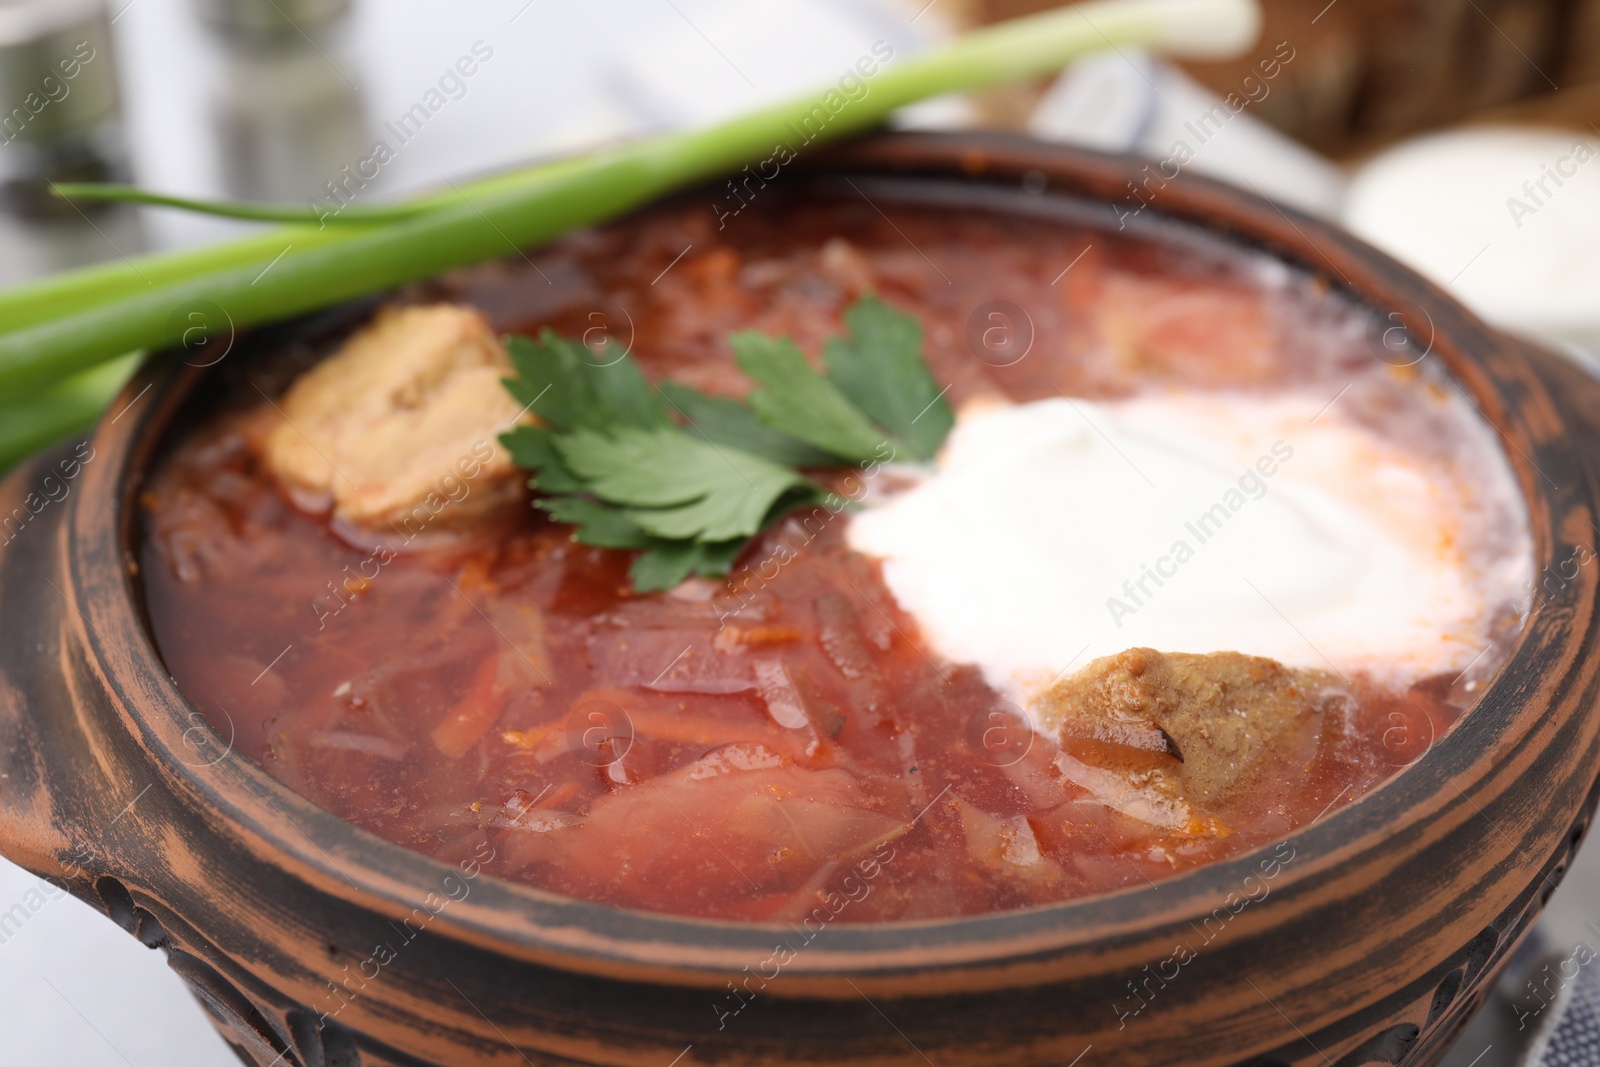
[0,0,1257,441]
[0,152,599,338]
[0,354,139,472]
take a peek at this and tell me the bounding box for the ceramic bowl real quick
[2,132,1598,1067]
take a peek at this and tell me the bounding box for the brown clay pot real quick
[2,132,1598,1067]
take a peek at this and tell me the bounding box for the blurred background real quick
[2,0,1599,1063]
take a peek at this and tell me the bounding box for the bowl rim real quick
[66,129,1574,988]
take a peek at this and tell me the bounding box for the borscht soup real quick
[138,186,1531,923]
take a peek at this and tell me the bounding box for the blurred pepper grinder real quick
[0,0,129,218]
[192,0,367,202]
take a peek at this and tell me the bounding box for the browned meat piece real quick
[261,304,530,529]
[1033,648,1346,809]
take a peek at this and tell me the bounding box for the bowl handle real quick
[0,444,104,886]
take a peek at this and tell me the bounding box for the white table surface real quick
[0,860,235,1064]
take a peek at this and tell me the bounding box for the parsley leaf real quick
[824,295,952,461]
[503,330,669,432]
[554,426,815,542]
[733,332,889,464]
[537,495,747,592]
[658,381,836,467]
[500,425,584,494]
[536,496,654,548]
[498,295,951,594]
[630,538,746,592]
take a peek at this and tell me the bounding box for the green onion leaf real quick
[49,183,426,225]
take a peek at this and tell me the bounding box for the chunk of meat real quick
[1032,648,1345,810]
[261,304,529,527]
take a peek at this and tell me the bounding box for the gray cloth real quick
[1526,948,1600,1066]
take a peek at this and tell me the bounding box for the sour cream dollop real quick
[846,392,1528,705]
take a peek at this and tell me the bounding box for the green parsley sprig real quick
[498,296,953,592]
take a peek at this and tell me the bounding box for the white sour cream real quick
[846,392,1528,706]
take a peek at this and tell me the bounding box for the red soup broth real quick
[139,189,1512,922]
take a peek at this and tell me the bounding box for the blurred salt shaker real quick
[189,0,366,203]
[0,0,128,217]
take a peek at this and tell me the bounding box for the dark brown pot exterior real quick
[2,132,1599,1067]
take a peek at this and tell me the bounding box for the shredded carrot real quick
[538,781,584,809]
[431,654,505,759]
[713,625,804,652]
[501,725,551,751]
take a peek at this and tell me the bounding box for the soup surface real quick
[140,184,1530,922]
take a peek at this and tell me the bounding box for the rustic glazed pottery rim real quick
[63,131,1571,984]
